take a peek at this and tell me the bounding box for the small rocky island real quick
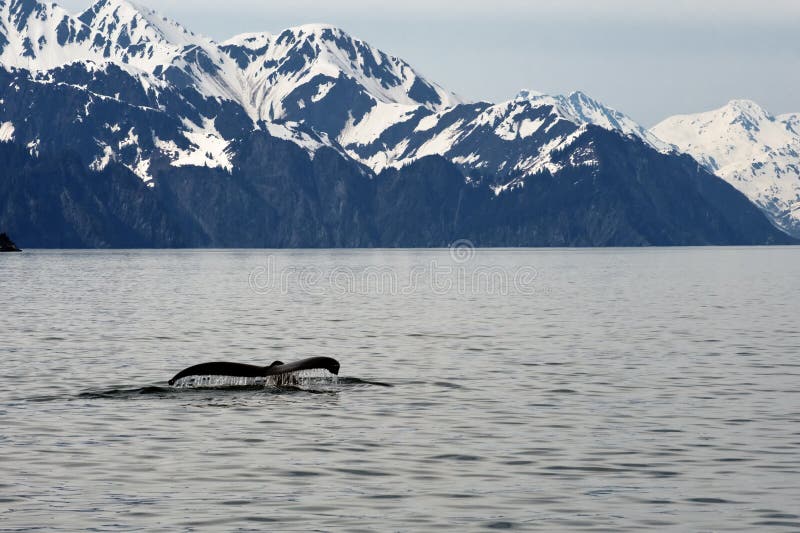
[0,233,21,252]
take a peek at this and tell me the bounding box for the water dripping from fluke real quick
[170,369,339,390]
[169,373,394,391]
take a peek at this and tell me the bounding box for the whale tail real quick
[168,357,340,386]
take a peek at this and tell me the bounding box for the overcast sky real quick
[59,0,799,126]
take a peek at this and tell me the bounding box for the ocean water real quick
[2,248,799,531]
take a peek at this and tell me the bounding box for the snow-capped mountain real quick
[221,25,459,130]
[77,0,246,103]
[78,0,208,70]
[345,89,671,193]
[0,0,244,100]
[0,0,467,181]
[1,0,458,135]
[652,100,800,236]
[0,0,99,70]
[0,0,250,180]
[0,0,794,247]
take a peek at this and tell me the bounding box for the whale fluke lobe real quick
[168,357,340,386]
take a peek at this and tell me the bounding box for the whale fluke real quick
[168,356,340,386]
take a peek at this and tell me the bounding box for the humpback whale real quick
[168,356,340,386]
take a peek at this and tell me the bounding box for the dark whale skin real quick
[168,357,340,385]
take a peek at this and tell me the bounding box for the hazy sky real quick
[58,0,799,126]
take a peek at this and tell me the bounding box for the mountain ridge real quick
[0,0,668,180]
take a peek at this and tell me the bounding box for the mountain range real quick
[0,0,796,247]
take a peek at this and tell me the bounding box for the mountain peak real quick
[652,100,800,236]
[726,98,765,112]
[79,0,199,56]
[513,88,669,151]
[81,0,155,27]
[568,89,592,100]
[87,0,144,12]
[515,89,545,100]
[0,0,98,69]
[225,24,349,50]
[222,31,271,49]
[223,22,460,123]
[723,99,772,123]
[286,23,342,34]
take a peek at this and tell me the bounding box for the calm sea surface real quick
[2,248,800,531]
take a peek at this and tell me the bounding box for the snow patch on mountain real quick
[89,143,114,171]
[153,117,232,173]
[515,124,589,176]
[339,102,417,146]
[413,119,466,160]
[0,120,14,141]
[414,112,440,133]
[26,137,40,156]
[263,121,338,158]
